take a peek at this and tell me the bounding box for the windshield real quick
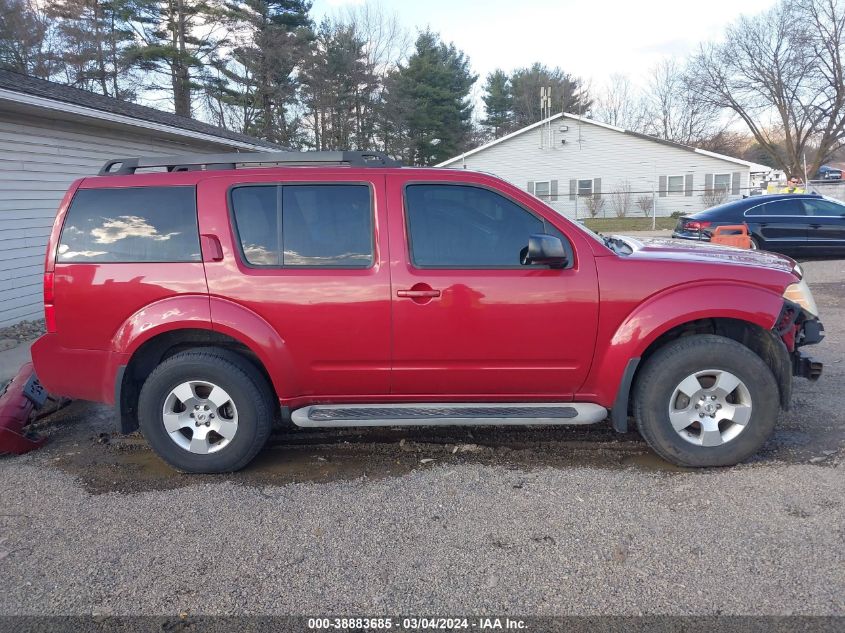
[565,218,634,255]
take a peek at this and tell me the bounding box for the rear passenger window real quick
[58,186,200,262]
[231,184,373,267]
[746,199,807,216]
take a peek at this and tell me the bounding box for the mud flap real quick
[0,362,48,454]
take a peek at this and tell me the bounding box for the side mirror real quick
[520,234,568,269]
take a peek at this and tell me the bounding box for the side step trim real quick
[290,403,608,428]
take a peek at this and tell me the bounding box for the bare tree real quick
[610,181,633,218]
[641,58,727,145]
[584,194,605,218]
[702,188,729,207]
[594,73,647,130]
[636,194,653,217]
[687,0,845,178]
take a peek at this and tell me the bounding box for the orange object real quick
[710,224,752,249]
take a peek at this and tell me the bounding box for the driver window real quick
[405,184,559,268]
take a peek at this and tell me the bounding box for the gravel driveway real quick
[0,258,843,617]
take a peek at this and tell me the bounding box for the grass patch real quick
[582,217,678,232]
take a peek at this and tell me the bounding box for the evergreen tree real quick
[481,69,512,138]
[384,30,476,165]
[510,63,591,128]
[300,19,377,150]
[0,0,58,78]
[127,0,230,117]
[49,0,136,99]
[220,0,312,144]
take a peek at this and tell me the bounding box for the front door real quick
[387,178,599,399]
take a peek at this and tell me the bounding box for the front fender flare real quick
[580,282,785,416]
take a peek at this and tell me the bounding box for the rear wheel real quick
[749,236,760,250]
[138,348,274,473]
[633,334,779,467]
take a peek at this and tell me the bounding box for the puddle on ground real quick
[10,396,842,495]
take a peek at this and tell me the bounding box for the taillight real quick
[686,220,712,231]
[43,272,56,333]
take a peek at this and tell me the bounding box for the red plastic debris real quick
[0,362,47,455]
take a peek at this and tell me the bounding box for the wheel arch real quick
[116,328,279,434]
[588,283,789,432]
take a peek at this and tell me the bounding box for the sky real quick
[311,0,779,92]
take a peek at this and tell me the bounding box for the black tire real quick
[633,334,779,467]
[138,347,274,473]
[749,235,760,250]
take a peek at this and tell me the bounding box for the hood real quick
[614,236,798,275]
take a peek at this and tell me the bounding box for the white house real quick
[0,69,277,327]
[439,112,770,221]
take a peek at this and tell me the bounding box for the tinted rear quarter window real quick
[746,199,807,216]
[231,184,373,268]
[58,186,200,262]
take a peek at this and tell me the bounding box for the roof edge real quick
[439,111,762,170]
[0,87,270,151]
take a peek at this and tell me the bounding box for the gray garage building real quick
[0,69,275,327]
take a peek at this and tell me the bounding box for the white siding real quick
[0,110,248,326]
[447,115,751,220]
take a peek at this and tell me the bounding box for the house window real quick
[577,179,593,197]
[667,175,684,196]
[713,173,732,192]
[534,181,550,200]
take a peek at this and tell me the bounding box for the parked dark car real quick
[816,165,842,180]
[672,194,845,255]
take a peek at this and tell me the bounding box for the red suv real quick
[31,151,824,472]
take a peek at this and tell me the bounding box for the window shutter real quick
[659,175,667,198]
[550,179,558,202]
[569,179,577,201]
[593,178,601,198]
[685,174,693,197]
[731,172,741,195]
[705,173,713,191]
[527,181,535,194]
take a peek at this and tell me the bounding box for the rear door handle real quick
[397,289,441,298]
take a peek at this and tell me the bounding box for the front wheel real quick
[138,348,274,473]
[633,334,779,467]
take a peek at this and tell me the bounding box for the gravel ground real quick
[0,259,843,616]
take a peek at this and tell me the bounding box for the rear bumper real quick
[30,334,128,404]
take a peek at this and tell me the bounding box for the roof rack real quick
[98,150,402,176]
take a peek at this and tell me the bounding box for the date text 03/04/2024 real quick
[307,617,528,630]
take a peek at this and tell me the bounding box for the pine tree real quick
[0,0,58,78]
[509,63,591,128]
[481,69,512,138]
[384,30,476,166]
[49,0,136,99]
[127,0,230,117]
[300,19,377,150]
[219,0,312,144]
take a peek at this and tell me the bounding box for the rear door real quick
[386,175,599,398]
[198,172,391,400]
[744,198,808,249]
[804,198,845,249]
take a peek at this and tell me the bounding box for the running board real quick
[290,403,608,428]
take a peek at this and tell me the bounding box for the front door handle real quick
[397,289,441,298]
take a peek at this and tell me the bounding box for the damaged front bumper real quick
[777,301,824,381]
